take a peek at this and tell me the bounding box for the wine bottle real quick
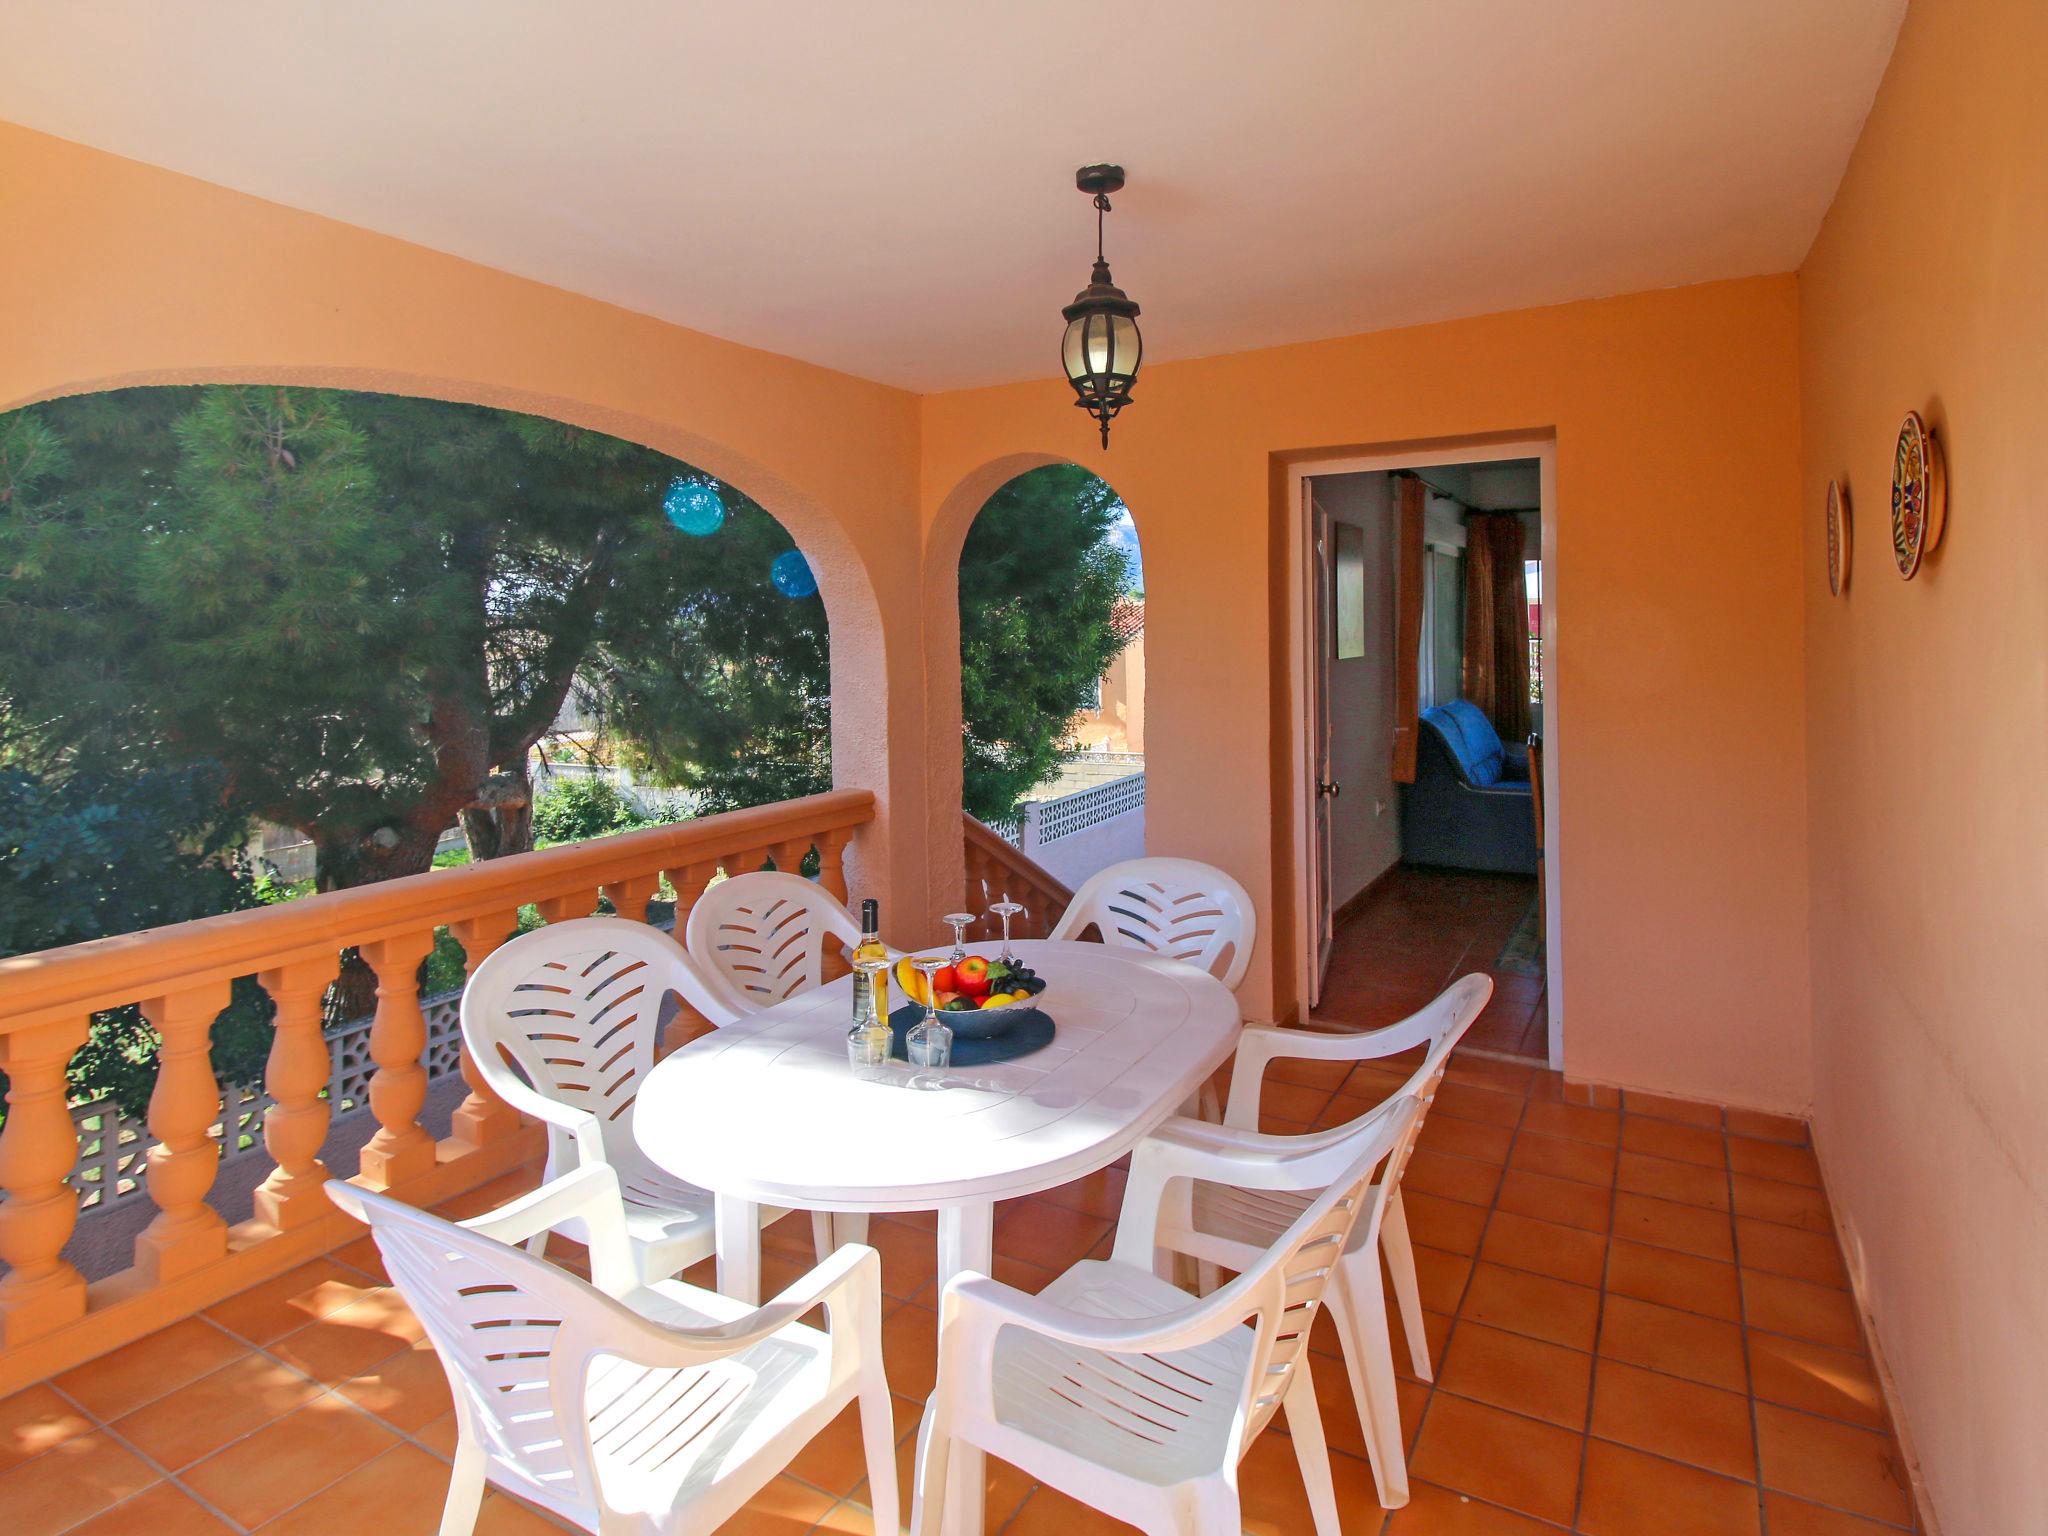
[851,897,890,1023]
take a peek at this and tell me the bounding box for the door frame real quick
[1307,491,1336,1007]
[1285,437,1563,1067]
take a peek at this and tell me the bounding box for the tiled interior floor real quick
[0,1057,1917,1535]
[1316,864,1549,1061]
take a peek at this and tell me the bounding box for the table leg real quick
[834,1212,871,1247]
[935,1201,995,1536]
[715,1193,762,1305]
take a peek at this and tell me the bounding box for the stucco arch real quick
[4,122,938,924]
[920,452,1143,911]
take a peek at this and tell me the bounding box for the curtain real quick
[1461,512,1532,740]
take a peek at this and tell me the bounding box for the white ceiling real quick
[0,2,1904,392]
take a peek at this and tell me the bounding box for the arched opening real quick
[2,364,896,862]
[0,383,835,890]
[951,464,1145,892]
[0,380,856,1269]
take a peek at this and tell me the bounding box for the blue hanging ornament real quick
[663,477,726,536]
[770,549,819,599]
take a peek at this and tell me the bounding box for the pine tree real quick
[0,391,1135,891]
[958,465,1137,822]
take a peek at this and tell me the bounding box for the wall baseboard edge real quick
[1808,1124,1943,1536]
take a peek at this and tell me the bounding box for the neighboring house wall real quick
[1312,472,1399,907]
[1071,626,1145,754]
[1798,0,2048,1527]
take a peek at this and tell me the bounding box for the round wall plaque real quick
[1890,412,1946,579]
[1825,479,1851,596]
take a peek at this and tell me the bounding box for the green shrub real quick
[531,774,682,846]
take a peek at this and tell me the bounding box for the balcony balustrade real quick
[0,788,876,1394]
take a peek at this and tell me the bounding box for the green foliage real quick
[0,387,829,889]
[958,466,1136,823]
[587,495,833,815]
[0,760,276,1118]
[529,772,678,847]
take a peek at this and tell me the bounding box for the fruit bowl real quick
[892,953,1048,1039]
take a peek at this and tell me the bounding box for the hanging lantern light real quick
[1060,164,1143,449]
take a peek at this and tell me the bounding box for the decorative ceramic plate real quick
[1890,412,1945,579]
[1825,479,1851,596]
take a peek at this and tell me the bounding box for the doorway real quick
[1289,442,1560,1066]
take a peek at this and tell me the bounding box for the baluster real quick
[356,932,438,1188]
[0,1018,90,1345]
[601,872,663,923]
[666,861,717,931]
[251,959,334,1229]
[446,912,523,1150]
[536,889,601,923]
[134,981,233,1282]
[770,838,810,880]
[815,829,851,903]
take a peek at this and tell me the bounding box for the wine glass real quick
[847,955,893,1068]
[906,955,954,1069]
[941,912,975,965]
[988,896,1026,964]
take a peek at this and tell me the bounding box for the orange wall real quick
[0,122,942,931]
[923,277,1814,1108]
[1798,0,2048,1526]
[4,122,1819,1113]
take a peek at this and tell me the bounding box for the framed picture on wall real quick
[1334,521,1366,659]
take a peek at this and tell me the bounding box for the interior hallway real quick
[1314,865,1548,1062]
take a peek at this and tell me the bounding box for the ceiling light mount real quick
[1061,164,1143,449]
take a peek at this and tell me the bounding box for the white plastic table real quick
[634,938,1240,1536]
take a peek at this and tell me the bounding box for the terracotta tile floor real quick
[0,1065,1919,1534]
[1316,865,1549,1062]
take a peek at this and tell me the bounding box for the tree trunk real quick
[313,818,453,1026]
[460,767,534,863]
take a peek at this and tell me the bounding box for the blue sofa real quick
[1399,700,1539,875]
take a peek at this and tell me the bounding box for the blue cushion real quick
[1429,700,1509,788]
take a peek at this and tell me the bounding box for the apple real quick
[955,956,992,997]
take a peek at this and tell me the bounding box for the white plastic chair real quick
[1164,973,1492,1507]
[460,917,828,1282]
[684,870,869,1020]
[327,1166,898,1536]
[909,1094,1420,1536]
[1049,857,1257,992]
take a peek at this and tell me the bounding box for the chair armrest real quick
[1223,1015,1441,1128]
[938,1270,1236,1357]
[472,1068,608,1167]
[1110,1105,1407,1268]
[604,1243,885,1368]
[458,1163,641,1297]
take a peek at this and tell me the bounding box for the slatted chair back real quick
[461,918,731,1168]
[1376,973,1491,1195]
[1049,857,1257,990]
[1226,1094,1418,1442]
[684,870,862,1017]
[329,1181,613,1516]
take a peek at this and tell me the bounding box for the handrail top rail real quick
[0,789,876,1029]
